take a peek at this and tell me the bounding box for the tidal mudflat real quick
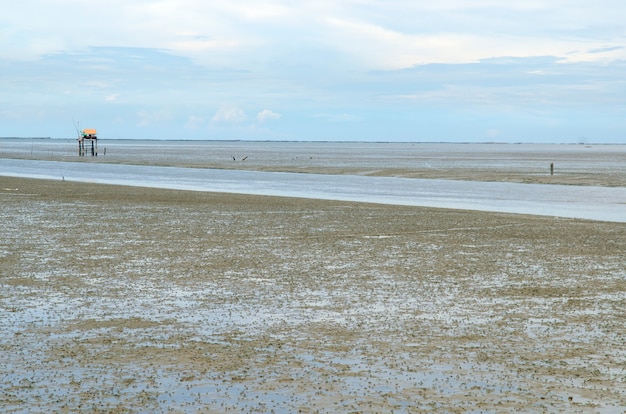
[2,139,625,187]
[1,176,625,412]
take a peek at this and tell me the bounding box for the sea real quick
[1,138,625,222]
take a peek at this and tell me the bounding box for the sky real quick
[2,1,626,142]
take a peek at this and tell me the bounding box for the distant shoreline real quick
[0,137,622,145]
[0,136,52,140]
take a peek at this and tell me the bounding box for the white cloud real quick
[105,94,119,102]
[212,105,247,123]
[223,3,289,21]
[256,109,281,122]
[3,1,626,68]
[185,115,206,129]
[322,15,626,69]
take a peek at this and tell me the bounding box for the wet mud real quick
[1,177,625,412]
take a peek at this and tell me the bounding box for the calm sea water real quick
[2,140,626,222]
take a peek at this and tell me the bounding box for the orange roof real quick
[82,129,97,135]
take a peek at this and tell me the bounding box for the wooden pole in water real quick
[550,163,554,175]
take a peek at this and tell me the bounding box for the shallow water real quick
[2,139,625,176]
[1,157,625,222]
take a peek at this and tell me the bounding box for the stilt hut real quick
[78,128,98,156]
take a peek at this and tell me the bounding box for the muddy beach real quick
[1,176,626,412]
